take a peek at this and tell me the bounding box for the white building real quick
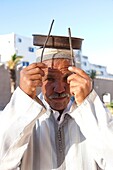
[81,55,113,78]
[0,33,37,65]
[0,33,113,78]
[81,55,90,73]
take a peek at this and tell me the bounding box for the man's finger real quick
[68,66,91,80]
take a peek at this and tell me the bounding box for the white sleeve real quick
[71,90,113,170]
[0,87,45,170]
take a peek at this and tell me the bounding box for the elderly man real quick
[0,44,113,170]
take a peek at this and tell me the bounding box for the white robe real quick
[0,87,113,170]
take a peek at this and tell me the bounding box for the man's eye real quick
[63,75,69,82]
[47,77,54,81]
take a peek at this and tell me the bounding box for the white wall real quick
[15,34,37,64]
[0,33,15,62]
[0,33,37,64]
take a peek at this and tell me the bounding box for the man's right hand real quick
[19,63,47,99]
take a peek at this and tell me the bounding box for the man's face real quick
[42,58,72,111]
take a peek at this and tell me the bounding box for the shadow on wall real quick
[0,64,11,110]
[94,78,113,103]
[0,64,41,110]
[0,64,23,110]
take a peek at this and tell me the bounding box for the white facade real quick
[90,63,108,76]
[0,33,113,78]
[0,33,37,64]
[81,55,90,73]
[0,33,15,62]
[80,55,113,78]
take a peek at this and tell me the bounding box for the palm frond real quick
[7,53,23,69]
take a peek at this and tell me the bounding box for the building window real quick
[22,61,29,67]
[83,62,87,66]
[101,71,103,75]
[18,38,22,42]
[28,47,34,52]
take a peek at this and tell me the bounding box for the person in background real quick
[0,47,113,170]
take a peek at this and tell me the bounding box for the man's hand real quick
[67,66,92,106]
[19,63,47,99]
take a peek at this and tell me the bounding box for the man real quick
[0,47,113,170]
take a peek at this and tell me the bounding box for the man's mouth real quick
[49,93,70,100]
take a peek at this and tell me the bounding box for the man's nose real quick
[54,81,65,93]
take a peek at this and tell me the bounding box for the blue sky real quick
[0,0,113,73]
